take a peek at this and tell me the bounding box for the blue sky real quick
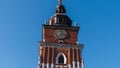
[0,0,120,68]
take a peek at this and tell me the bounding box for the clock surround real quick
[54,30,67,39]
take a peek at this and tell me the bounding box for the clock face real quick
[54,30,67,39]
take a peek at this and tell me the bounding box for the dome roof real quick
[48,0,72,27]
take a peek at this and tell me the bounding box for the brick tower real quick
[38,0,84,68]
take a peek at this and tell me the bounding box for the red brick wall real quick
[40,25,81,67]
[43,26,79,44]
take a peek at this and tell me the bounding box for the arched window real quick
[56,53,67,64]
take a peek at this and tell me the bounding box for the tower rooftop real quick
[47,0,72,27]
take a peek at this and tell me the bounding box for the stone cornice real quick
[39,42,84,50]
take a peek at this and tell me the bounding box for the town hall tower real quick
[38,0,84,68]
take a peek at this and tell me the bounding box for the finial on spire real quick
[59,0,62,5]
[44,20,48,25]
[74,21,77,27]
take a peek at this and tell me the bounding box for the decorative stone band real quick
[39,42,84,49]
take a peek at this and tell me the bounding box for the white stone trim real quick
[55,16,57,23]
[76,41,78,44]
[38,56,41,68]
[43,27,45,42]
[56,52,67,64]
[42,63,45,68]
[38,58,40,64]
[72,61,75,68]
[77,62,80,68]
[39,47,42,65]
[60,65,63,68]
[81,59,84,68]
[40,42,84,49]
[38,62,40,68]
[51,63,54,68]
[40,47,42,56]
[49,19,52,25]
[68,64,71,68]
[47,63,49,68]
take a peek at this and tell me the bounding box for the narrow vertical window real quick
[59,18,63,23]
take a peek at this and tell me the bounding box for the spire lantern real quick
[47,0,72,27]
[56,0,66,13]
[59,0,62,5]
